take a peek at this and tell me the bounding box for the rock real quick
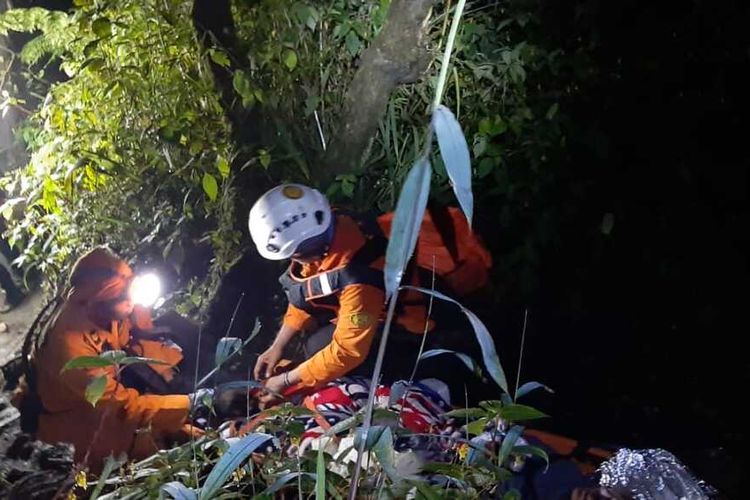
[0,393,75,499]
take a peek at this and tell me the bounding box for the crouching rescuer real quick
[249,184,492,405]
[12,247,243,470]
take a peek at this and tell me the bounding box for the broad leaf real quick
[85,375,107,407]
[202,173,218,201]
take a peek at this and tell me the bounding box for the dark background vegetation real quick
[500,0,749,493]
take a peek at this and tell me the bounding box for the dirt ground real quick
[0,290,46,368]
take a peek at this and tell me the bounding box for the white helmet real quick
[248,184,333,260]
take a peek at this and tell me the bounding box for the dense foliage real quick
[0,0,586,308]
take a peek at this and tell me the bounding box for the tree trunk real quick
[321,0,435,184]
[192,0,260,146]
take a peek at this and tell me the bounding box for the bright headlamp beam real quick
[130,273,162,307]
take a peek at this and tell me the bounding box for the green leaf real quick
[91,454,127,499]
[80,57,105,73]
[323,412,362,437]
[445,407,487,419]
[354,426,398,481]
[209,49,230,67]
[477,157,495,178]
[200,433,273,499]
[316,446,326,500]
[216,155,230,178]
[91,18,111,38]
[305,7,319,31]
[283,49,298,71]
[345,31,361,56]
[259,149,271,169]
[420,349,482,378]
[161,481,198,500]
[61,356,115,371]
[466,417,488,436]
[411,481,443,500]
[118,356,170,366]
[215,337,242,366]
[85,375,107,407]
[202,173,218,201]
[511,445,550,470]
[384,157,431,299]
[498,404,548,421]
[401,286,509,393]
[432,105,474,225]
[515,381,553,400]
[100,350,127,363]
[478,116,507,137]
[501,50,513,65]
[232,70,254,107]
[546,102,559,120]
[333,22,350,38]
[499,425,523,466]
[503,489,522,500]
[601,212,615,235]
[83,40,99,58]
[421,462,466,478]
[263,473,316,496]
[341,178,354,198]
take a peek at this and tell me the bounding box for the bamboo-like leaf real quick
[499,425,524,466]
[384,157,432,299]
[199,433,273,499]
[515,381,553,400]
[354,425,398,481]
[432,105,473,225]
[90,454,126,499]
[419,349,482,378]
[316,446,326,500]
[263,473,316,496]
[161,481,197,500]
[401,286,508,392]
[214,337,242,366]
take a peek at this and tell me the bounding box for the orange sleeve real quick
[56,330,189,431]
[282,303,317,332]
[297,284,385,387]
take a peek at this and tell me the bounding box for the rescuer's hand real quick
[254,344,284,379]
[258,374,287,409]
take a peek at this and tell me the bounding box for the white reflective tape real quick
[319,273,332,295]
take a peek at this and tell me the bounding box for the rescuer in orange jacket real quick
[19,247,241,470]
[26,248,191,468]
[249,184,492,405]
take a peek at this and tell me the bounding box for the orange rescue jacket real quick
[31,248,190,469]
[280,213,439,387]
